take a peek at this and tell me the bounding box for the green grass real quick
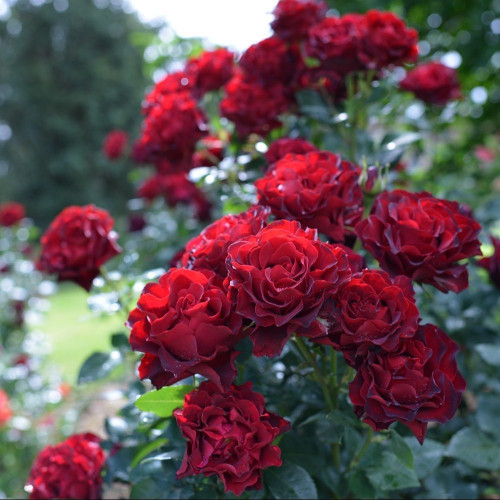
[42,283,125,383]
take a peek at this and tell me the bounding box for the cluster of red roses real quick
[131,48,234,219]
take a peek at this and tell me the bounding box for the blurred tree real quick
[0,0,157,227]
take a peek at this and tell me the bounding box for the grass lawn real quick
[42,283,125,383]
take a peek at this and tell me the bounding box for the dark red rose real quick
[102,130,128,160]
[264,137,318,166]
[26,433,105,499]
[358,10,418,69]
[298,66,347,99]
[0,389,12,426]
[186,48,234,95]
[271,0,327,42]
[336,244,366,274]
[128,214,147,233]
[192,135,225,167]
[128,268,243,389]
[220,74,290,138]
[174,381,290,496]
[134,91,207,166]
[306,14,364,74]
[477,235,500,288]
[180,205,269,284]
[226,220,351,356]
[316,270,419,364]
[0,202,25,227]
[355,190,482,293]
[240,37,302,86]
[142,71,193,114]
[400,62,461,106]
[36,205,121,291]
[256,151,364,242]
[137,174,163,201]
[349,324,466,443]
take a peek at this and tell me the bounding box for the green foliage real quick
[0,0,153,226]
[134,385,194,417]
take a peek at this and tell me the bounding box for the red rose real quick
[180,205,269,284]
[26,433,105,499]
[240,37,302,86]
[349,324,466,443]
[226,220,351,356]
[186,48,234,95]
[0,202,25,227]
[0,389,13,426]
[358,10,418,69]
[256,151,364,242]
[306,15,364,74]
[316,270,419,364]
[128,268,243,389]
[264,137,318,166]
[355,190,482,293]
[142,71,192,114]
[134,91,207,166]
[36,205,121,291]
[477,235,500,288]
[102,130,128,160]
[192,135,225,167]
[271,0,327,42]
[400,62,461,106]
[220,74,290,137]
[174,381,290,496]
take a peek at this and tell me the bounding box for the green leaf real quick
[366,451,420,491]
[476,394,500,435]
[131,438,168,468]
[111,332,130,350]
[446,427,500,470]
[296,90,331,123]
[347,469,376,499]
[404,437,445,480]
[77,351,122,383]
[475,344,500,367]
[130,478,173,499]
[134,385,194,417]
[264,462,318,499]
[390,429,414,468]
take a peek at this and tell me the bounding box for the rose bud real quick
[36,205,121,291]
[102,130,128,160]
[174,381,290,496]
[25,433,105,499]
[349,324,466,444]
[355,190,482,293]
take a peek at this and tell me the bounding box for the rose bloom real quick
[477,235,500,288]
[220,73,290,137]
[134,91,207,166]
[26,433,105,499]
[271,0,327,42]
[256,151,364,242]
[186,48,234,95]
[400,62,461,106]
[179,205,269,284]
[0,202,25,227]
[299,66,347,99]
[316,270,419,364]
[128,268,243,389]
[349,324,466,443]
[240,37,302,86]
[264,137,318,166]
[0,389,13,426]
[357,10,418,69]
[174,381,290,496]
[355,190,482,293]
[226,220,351,356]
[36,205,121,291]
[142,71,192,113]
[306,15,364,74]
[102,130,128,160]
